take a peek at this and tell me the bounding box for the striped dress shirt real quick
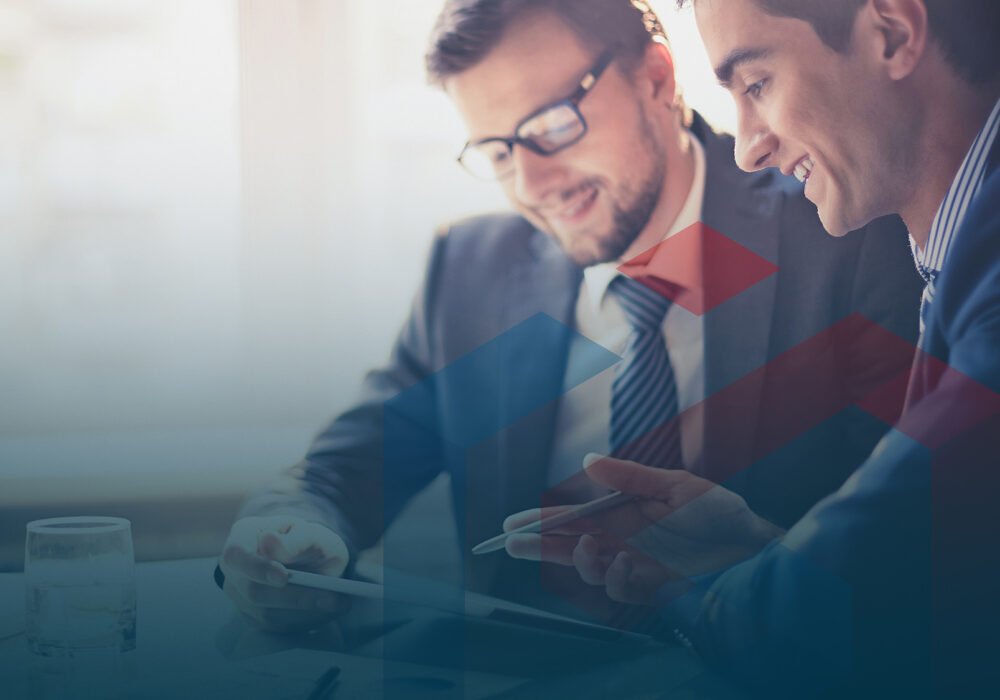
[912,98,1000,336]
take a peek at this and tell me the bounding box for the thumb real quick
[257,525,332,565]
[583,453,689,499]
[260,523,350,576]
[257,530,300,564]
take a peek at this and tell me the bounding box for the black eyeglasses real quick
[457,51,616,180]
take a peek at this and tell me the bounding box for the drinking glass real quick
[24,516,137,697]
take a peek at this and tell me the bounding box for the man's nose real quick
[734,108,778,173]
[510,145,565,205]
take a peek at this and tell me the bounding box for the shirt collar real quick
[584,134,707,308]
[911,97,1000,283]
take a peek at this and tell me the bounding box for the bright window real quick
[0,1,733,509]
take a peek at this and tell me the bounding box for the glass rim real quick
[26,516,131,535]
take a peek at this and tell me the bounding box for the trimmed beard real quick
[568,115,667,267]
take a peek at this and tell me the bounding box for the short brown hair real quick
[675,0,999,84]
[426,0,668,85]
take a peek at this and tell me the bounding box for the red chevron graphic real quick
[617,222,778,316]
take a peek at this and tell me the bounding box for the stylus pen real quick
[471,490,635,555]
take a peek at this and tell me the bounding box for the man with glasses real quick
[217,0,921,633]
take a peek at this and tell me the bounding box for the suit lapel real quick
[908,131,1000,402]
[695,118,783,477]
[466,233,581,593]
[498,234,582,513]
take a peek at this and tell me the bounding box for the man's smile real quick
[544,183,600,226]
[791,156,814,184]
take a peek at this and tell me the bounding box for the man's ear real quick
[641,38,680,106]
[864,0,929,81]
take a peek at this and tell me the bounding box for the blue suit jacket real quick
[241,117,922,609]
[670,141,1000,698]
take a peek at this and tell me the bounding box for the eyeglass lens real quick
[517,103,586,152]
[464,104,586,179]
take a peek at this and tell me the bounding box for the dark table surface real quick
[0,557,745,700]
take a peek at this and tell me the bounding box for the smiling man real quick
[506,0,999,696]
[696,0,1000,246]
[217,0,921,645]
[441,13,691,270]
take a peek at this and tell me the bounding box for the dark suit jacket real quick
[667,140,1000,698]
[241,117,922,605]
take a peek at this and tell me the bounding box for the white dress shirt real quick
[547,136,707,497]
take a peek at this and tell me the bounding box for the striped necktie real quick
[608,275,682,469]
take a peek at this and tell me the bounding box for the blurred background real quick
[0,0,734,570]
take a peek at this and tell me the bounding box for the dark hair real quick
[676,0,1000,84]
[425,0,668,85]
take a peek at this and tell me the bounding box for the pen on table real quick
[305,666,340,700]
[472,489,635,555]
